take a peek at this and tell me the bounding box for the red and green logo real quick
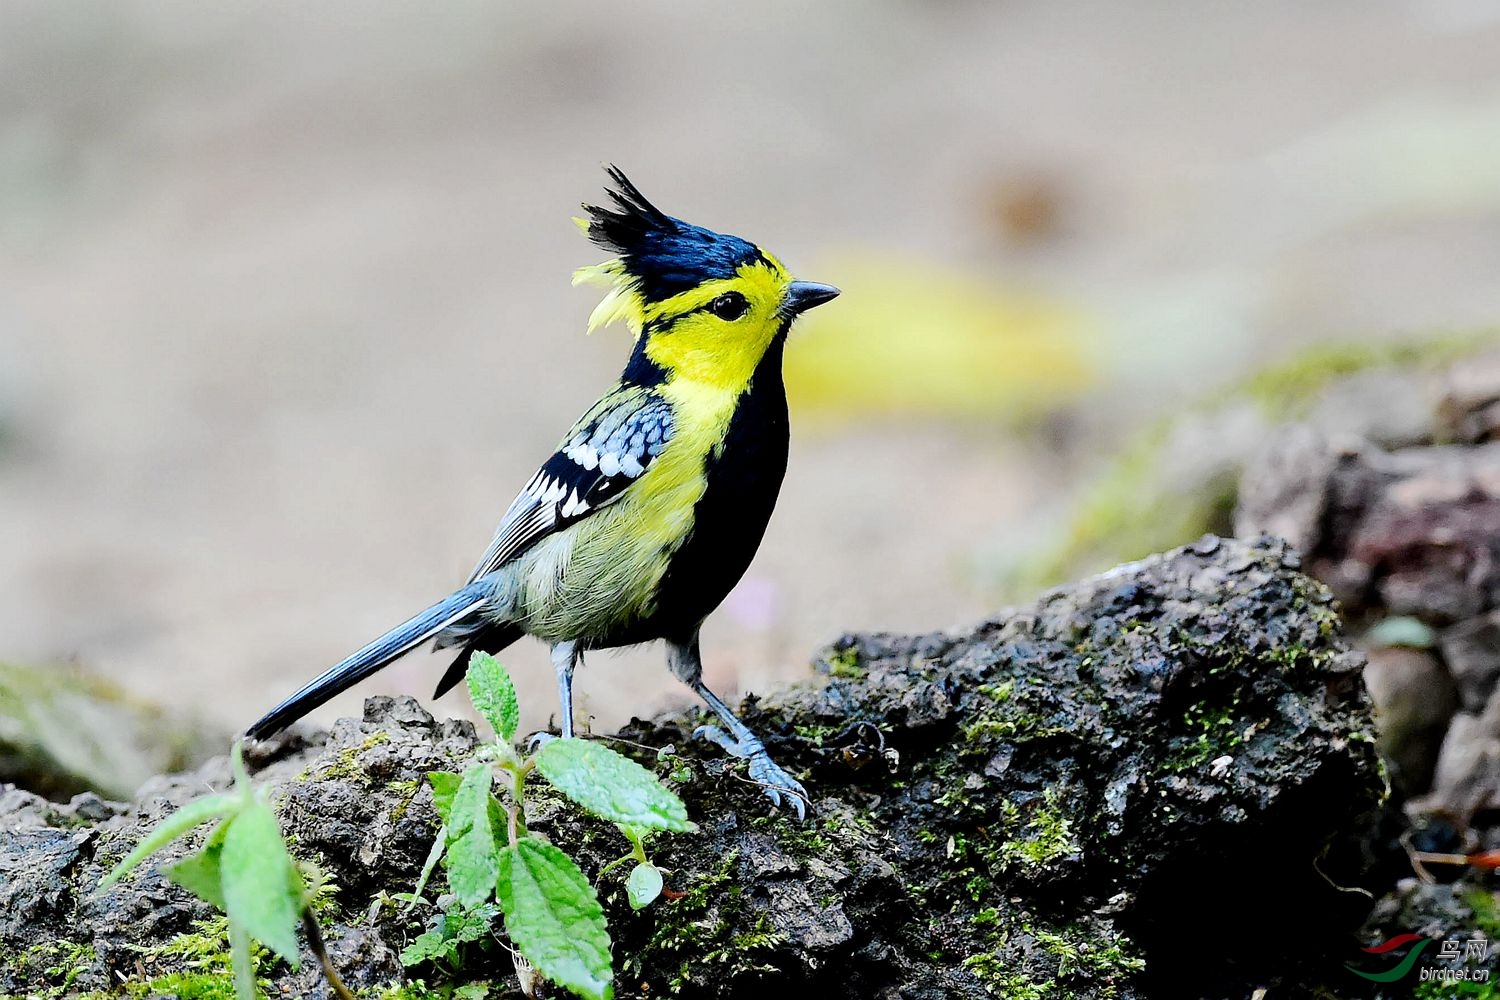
[1347,934,1433,982]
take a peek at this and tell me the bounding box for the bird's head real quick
[573,166,839,390]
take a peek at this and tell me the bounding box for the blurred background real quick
[3,1,1500,769]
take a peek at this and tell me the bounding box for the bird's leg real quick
[667,634,808,820]
[552,640,579,740]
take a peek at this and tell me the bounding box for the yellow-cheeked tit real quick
[247,167,839,818]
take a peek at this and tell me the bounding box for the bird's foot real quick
[693,725,808,821]
[524,731,558,753]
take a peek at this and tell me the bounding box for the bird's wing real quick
[465,385,675,583]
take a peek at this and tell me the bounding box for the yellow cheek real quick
[645,316,779,390]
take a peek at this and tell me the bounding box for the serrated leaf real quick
[163,820,231,911]
[625,863,663,910]
[399,929,455,967]
[449,903,500,943]
[444,763,500,910]
[534,739,692,832]
[428,771,463,825]
[467,651,520,743]
[98,792,239,892]
[497,838,612,1000]
[220,801,304,966]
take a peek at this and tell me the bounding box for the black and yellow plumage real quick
[247,167,839,817]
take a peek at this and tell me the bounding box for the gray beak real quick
[782,281,841,317]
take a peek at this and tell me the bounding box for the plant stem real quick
[229,920,256,1000]
[506,765,528,846]
[303,910,356,1000]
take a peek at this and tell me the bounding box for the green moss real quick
[997,788,1077,868]
[0,940,241,1000]
[134,914,235,971]
[124,971,239,1000]
[622,849,786,992]
[108,914,284,997]
[964,920,1145,999]
[1414,981,1500,999]
[364,985,444,1000]
[791,720,847,746]
[1466,888,1500,939]
[387,778,421,824]
[3,940,96,997]
[696,912,784,980]
[301,730,392,784]
[1167,702,1246,772]
[824,645,866,680]
[955,678,1066,750]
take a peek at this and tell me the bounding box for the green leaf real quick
[399,929,455,967]
[163,819,231,911]
[444,763,500,910]
[534,739,693,832]
[497,838,612,1000]
[448,903,500,943]
[97,792,239,892]
[453,985,491,1000]
[407,823,448,910]
[467,651,520,743]
[427,771,463,825]
[625,863,663,910]
[219,800,304,966]
[399,903,498,967]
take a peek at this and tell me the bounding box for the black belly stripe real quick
[597,334,790,647]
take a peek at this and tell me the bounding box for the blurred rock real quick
[1441,612,1500,713]
[0,661,224,801]
[1234,345,1500,820]
[1235,423,1341,554]
[1009,334,1496,597]
[1439,351,1500,442]
[1418,706,1500,820]
[1363,645,1456,796]
[1239,439,1500,624]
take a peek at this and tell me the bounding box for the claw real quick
[693,726,808,820]
[746,752,808,821]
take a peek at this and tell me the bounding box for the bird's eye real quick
[708,292,750,321]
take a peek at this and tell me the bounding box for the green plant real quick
[97,743,352,1000]
[411,652,694,1000]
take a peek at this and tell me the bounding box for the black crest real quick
[582,166,764,301]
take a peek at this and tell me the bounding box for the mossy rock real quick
[0,661,223,801]
[0,537,1383,999]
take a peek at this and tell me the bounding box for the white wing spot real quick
[561,489,588,518]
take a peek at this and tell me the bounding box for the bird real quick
[246,166,839,818]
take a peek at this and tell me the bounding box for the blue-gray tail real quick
[245,581,492,740]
